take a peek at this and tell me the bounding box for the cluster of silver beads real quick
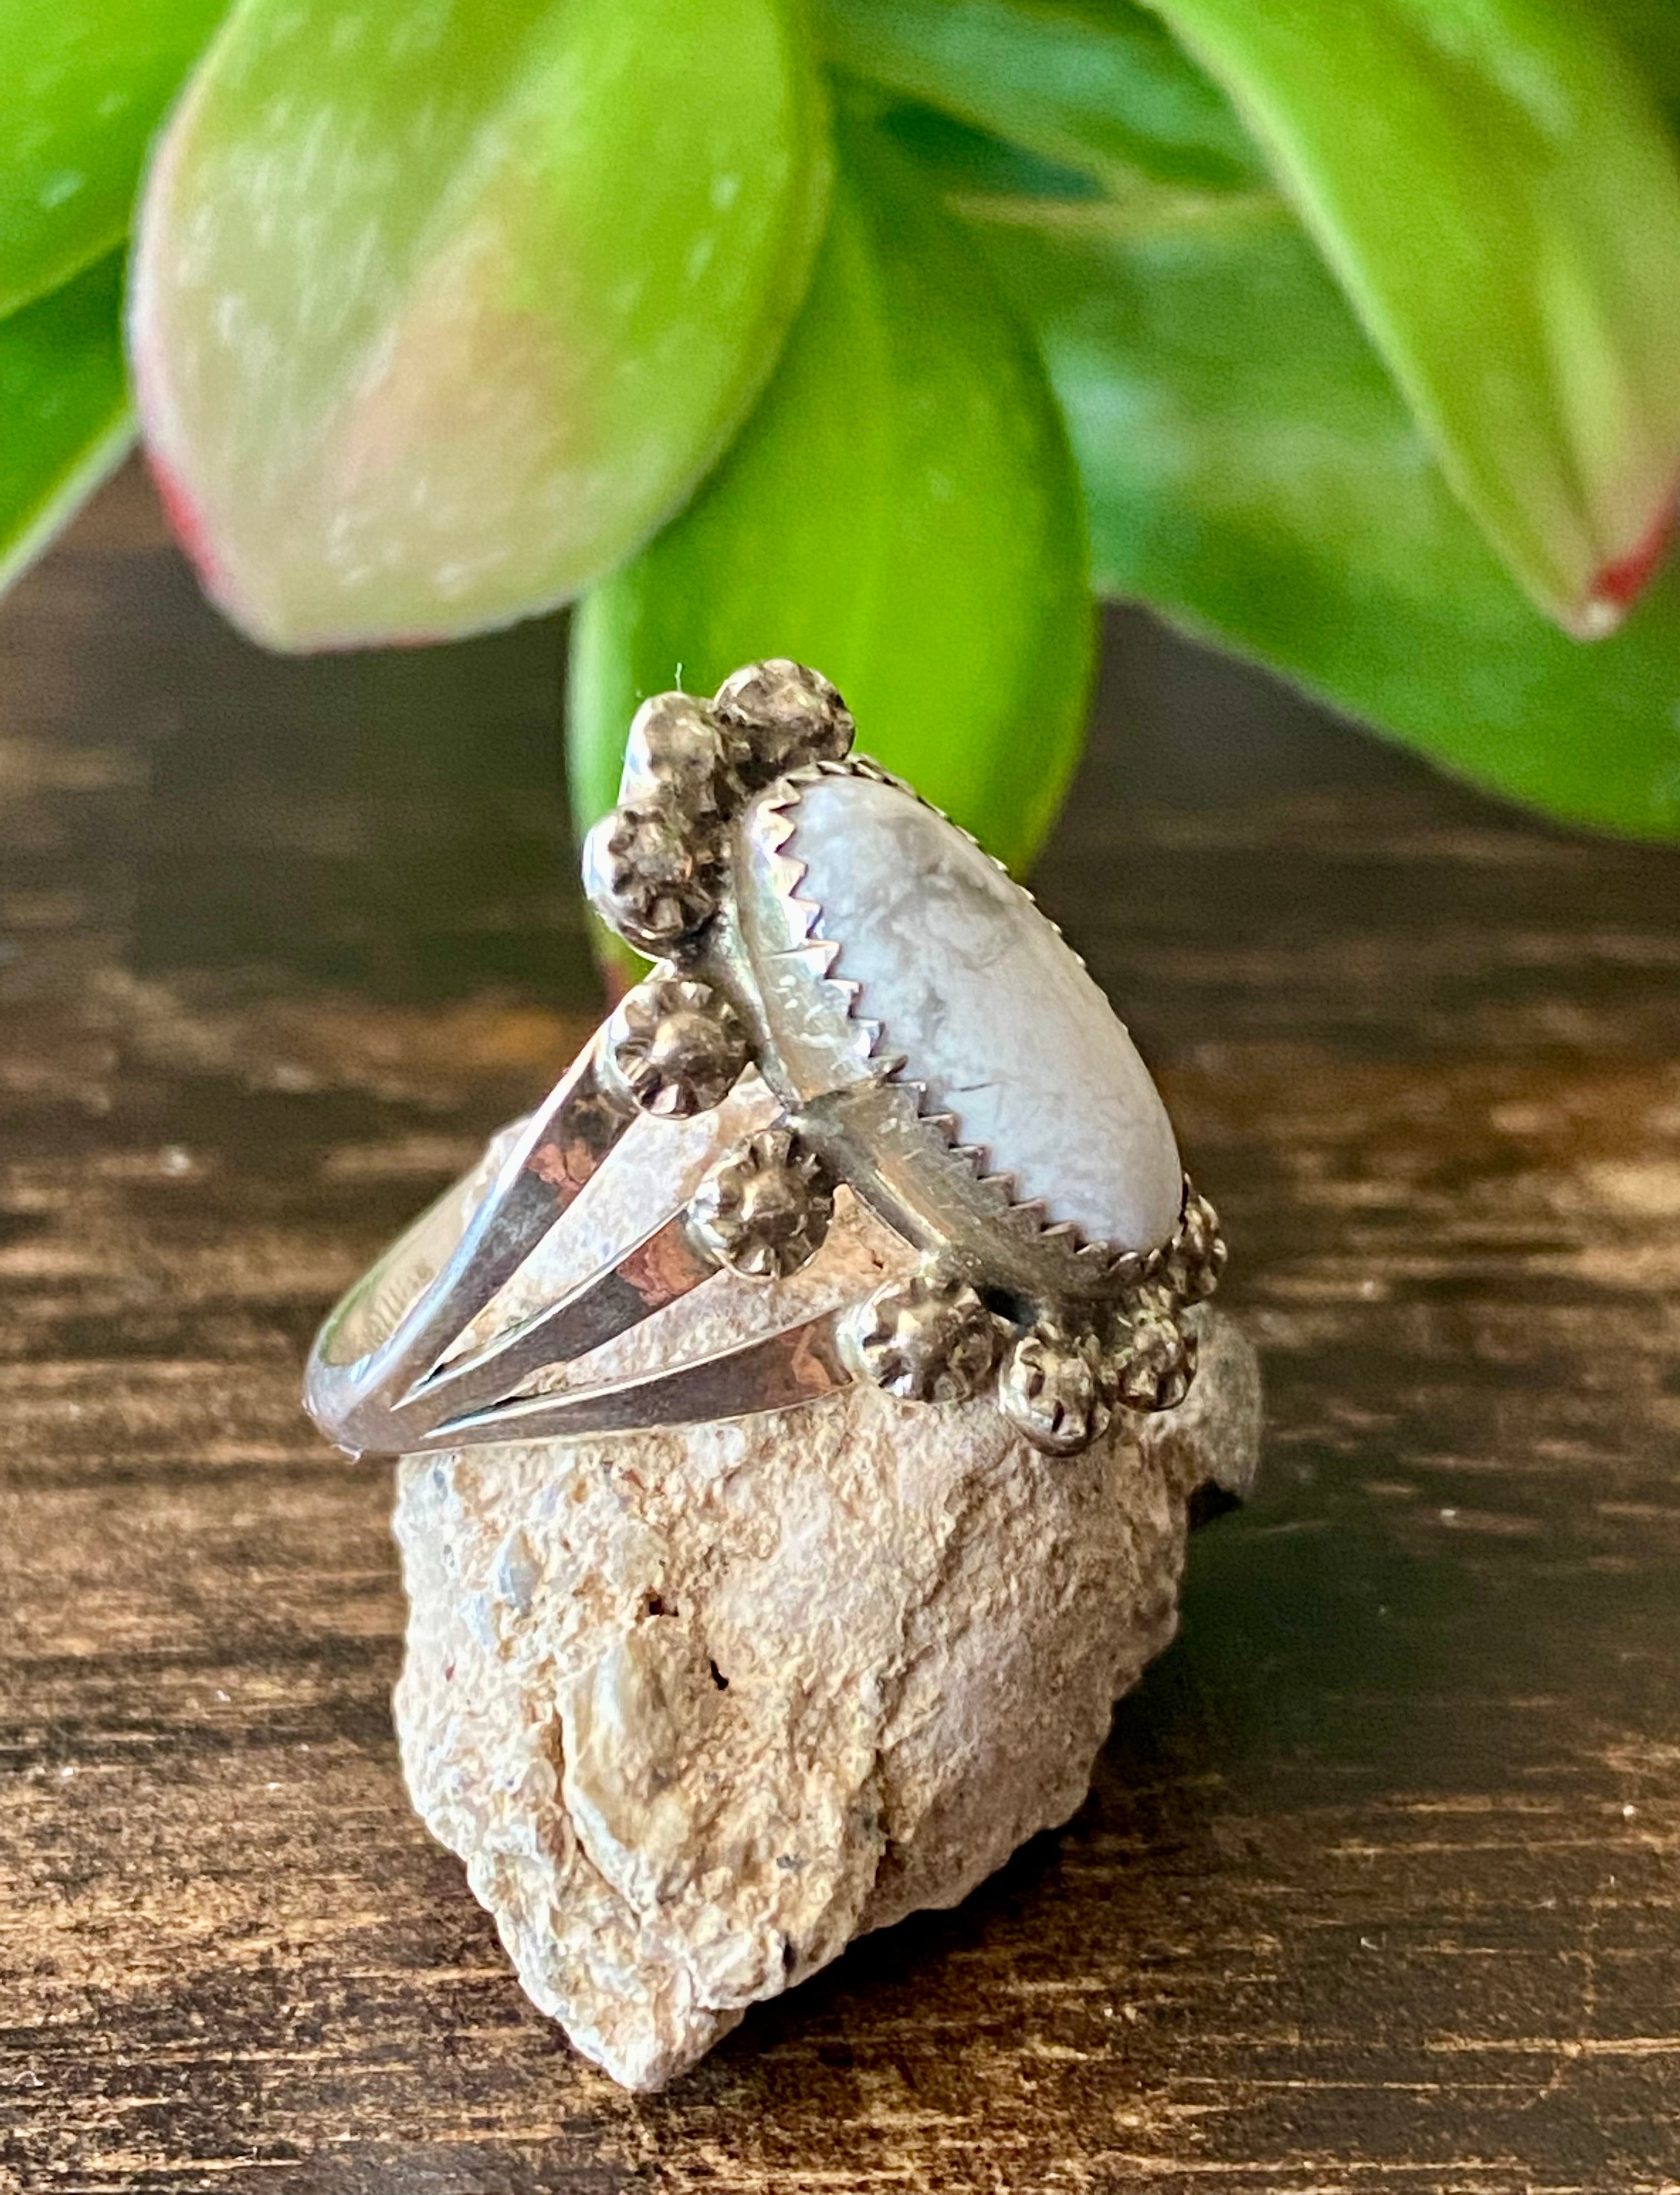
[832,1182,1225,1453]
[602,976,747,1119]
[997,1325,1109,1456]
[1106,1290,1197,1414]
[583,660,854,956]
[690,1128,835,1279]
[1161,1187,1226,1303]
[841,1273,998,1404]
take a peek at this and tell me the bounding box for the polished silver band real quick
[305,1035,856,1456]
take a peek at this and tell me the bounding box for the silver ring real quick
[304,660,1227,1461]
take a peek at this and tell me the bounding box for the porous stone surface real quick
[786,773,1183,1250]
[392,1201,1261,2091]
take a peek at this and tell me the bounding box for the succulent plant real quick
[10,0,1680,855]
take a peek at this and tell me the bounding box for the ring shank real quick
[303,1029,856,1459]
[307,1035,636,1454]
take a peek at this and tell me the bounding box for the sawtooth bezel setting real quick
[581,661,1226,1453]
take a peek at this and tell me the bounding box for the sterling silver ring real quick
[304,661,1227,1462]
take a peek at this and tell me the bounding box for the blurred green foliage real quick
[0,1,227,316]
[570,113,1092,873]
[976,186,1680,836]
[4,0,1680,859]
[126,0,832,648]
[0,252,130,596]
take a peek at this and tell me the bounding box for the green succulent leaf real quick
[0,253,132,596]
[969,189,1680,840]
[568,115,1094,876]
[1592,0,1680,119]
[0,0,228,321]
[129,0,832,651]
[1136,0,1680,638]
[812,0,1262,192]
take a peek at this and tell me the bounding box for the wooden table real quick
[4,466,1680,2193]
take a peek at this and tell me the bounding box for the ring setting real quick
[305,661,1227,1461]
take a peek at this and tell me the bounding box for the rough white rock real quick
[786,773,1183,1250]
[392,1169,1261,2091]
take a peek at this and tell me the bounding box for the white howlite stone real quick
[392,1191,1261,2092]
[787,774,1183,1250]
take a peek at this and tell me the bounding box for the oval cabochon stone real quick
[783,774,1182,1251]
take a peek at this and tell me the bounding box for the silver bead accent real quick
[841,1271,997,1404]
[713,658,854,785]
[603,977,747,1118]
[998,1327,1110,1456]
[1106,1292,1198,1414]
[1161,1185,1226,1306]
[581,799,718,953]
[690,1127,834,1279]
[619,692,732,822]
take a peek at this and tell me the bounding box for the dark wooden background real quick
[4,463,1680,2194]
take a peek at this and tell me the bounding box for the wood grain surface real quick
[4,465,1680,2194]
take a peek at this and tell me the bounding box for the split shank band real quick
[304,661,1227,1463]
